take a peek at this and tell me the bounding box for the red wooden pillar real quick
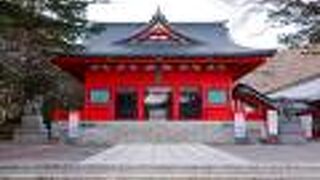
[110,86,116,121]
[172,86,180,120]
[137,86,145,121]
[234,99,240,114]
[234,99,245,119]
[202,87,208,121]
[229,86,235,120]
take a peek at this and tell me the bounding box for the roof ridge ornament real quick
[150,6,168,24]
[113,8,202,45]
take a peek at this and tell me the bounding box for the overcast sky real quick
[87,0,294,49]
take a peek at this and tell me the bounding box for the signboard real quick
[267,110,278,136]
[68,111,79,138]
[234,112,246,139]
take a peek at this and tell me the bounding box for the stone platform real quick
[14,115,48,144]
[2,164,320,179]
[54,121,264,145]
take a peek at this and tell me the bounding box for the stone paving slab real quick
[2,164,320,179]
[214,142,320,163]
[2,143,320,179]
[0,143,107,165]
[3,142,320,166]
[81,143,251,166]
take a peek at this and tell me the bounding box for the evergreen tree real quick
[266,0,320,47]
[0,0,105,126]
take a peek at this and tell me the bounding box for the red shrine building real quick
[52,10,276,124]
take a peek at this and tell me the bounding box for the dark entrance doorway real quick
[115,89,138,120]
[179,87,202,119]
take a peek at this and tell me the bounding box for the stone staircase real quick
[279,116,307,144]
[75,121,235,145]
[14,115,48,144]
[1,164,320,179]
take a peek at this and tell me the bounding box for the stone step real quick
[280,123,303,134]
[76,121,236,144]
[279,134,307,144]
[1,164,320,179]
[14,129,48,144]
[63,121,264,145]
[279,120,307,144]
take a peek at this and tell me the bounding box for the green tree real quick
[266,0,320,47]
[0,0,105,128]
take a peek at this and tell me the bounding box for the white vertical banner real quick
[300,114,313,139]
[68,111,79,138]
[260,122,268,140]
[234,112,246,139]
[267,110,278,136]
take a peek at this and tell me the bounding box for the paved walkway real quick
[81,143,251,166]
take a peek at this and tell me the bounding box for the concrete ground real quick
[1,142,320,165]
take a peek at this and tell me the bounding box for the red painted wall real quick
[51,56,268,122]
[82,67,234,121]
